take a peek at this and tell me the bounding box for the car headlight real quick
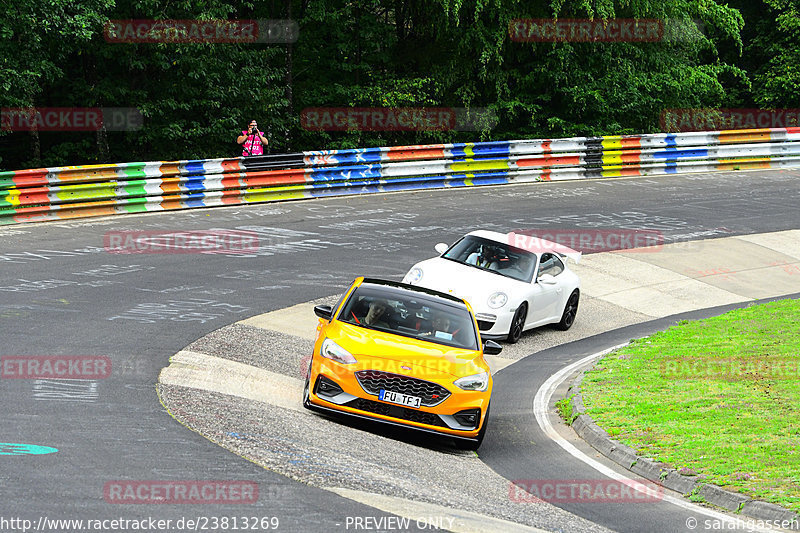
[320,338,357,365]
[405,267,423,284]
[454,372,489,392]
[487,292,507,309]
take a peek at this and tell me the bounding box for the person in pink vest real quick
[237,119,269,156]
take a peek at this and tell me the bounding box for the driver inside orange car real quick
[421,312,461,340]
[351,299,391,328]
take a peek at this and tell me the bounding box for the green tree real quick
[0,0,112,167]
[744,0,800,108]
[420,0,748,137]
[0,0,765,169]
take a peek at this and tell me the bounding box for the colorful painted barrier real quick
[1,128,799,225]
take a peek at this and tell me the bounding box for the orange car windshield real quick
[339,285,479,350]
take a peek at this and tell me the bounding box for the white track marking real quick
[534,345,782,533]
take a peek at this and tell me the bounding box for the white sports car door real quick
[528,253,567,324]
[527,280,561,325]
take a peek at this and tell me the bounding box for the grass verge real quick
[580,298,800,511]
[556,395,577,425]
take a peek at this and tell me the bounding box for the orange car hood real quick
[329,322,486,378]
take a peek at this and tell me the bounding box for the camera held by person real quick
[237,120,268,157]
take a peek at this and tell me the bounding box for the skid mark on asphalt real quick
[157,384,611,533]
[157,229,800,532]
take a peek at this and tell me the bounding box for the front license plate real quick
[379,389,422,409]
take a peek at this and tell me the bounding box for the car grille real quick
[355,370,451,407]
[344,398,447,427]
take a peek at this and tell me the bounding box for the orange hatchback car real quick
[303,277,502,450]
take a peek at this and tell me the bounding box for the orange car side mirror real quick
[314,304,333,321]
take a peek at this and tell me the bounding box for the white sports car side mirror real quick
[434,243,449,255]
[537,273,558,285]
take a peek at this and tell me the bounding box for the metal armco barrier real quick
[2,127,799,225]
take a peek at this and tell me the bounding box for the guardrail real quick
[2,127,799,225]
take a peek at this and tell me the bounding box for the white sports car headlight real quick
[454,372,490,392]
[405,267,423,284]
[320,339,357,365]
[487,292,508,309]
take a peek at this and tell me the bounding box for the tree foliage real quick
[0,0,793,169]
[739,0,800,107]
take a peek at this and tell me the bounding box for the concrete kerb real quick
[565,370,800,523]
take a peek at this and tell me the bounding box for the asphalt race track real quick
[481,295,800,533]
[1,169,799,532]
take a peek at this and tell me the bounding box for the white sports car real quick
[402,230,581,343]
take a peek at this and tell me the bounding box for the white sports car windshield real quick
[442,236,537,283]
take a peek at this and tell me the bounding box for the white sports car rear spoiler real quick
[553,244,581,264]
